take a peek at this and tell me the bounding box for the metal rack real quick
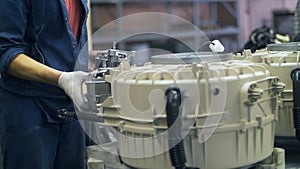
[90,0,242,52]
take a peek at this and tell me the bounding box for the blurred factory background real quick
[90,0,297,53]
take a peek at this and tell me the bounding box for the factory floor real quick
[286,149,300,168]
[275,137,300,168]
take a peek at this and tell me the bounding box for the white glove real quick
[58,71,91,112]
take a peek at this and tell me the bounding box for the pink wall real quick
[240,0,298,43]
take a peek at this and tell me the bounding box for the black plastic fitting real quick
[291,68,300,142]
[165,87,186,169]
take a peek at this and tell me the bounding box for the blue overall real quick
[0,0,89,169]
[0,90,86,169]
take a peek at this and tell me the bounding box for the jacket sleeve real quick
[0,0,30,73]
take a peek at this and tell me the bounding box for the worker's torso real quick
[0,0,89,98]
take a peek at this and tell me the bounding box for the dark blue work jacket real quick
[0,0,89,99]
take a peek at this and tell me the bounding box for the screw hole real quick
[212,88,220,95]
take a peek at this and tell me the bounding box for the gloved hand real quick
[58,71,91,112]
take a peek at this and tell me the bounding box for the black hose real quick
[291,68,300,142]
[165,87,186,169]
[294,107,300,141]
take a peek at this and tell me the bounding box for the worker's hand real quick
[58,71,91,112]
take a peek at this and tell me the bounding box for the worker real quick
[0,0,91,169]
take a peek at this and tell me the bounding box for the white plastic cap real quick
[209,40,225,52]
